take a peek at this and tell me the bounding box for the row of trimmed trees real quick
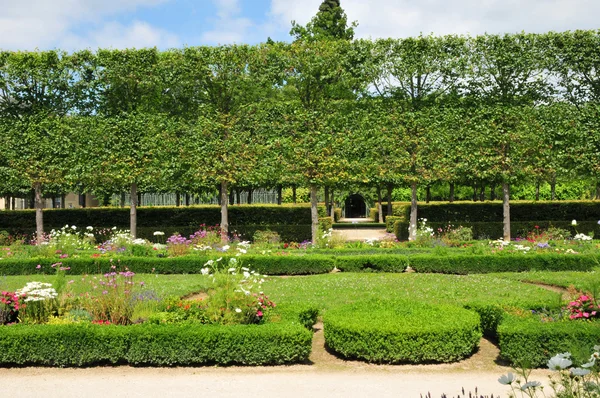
[1,30,600,243]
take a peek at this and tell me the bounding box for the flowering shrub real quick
[79,268,142,325]
[567,294,600,320]
[166,234,192,257]
[201,258,275,325]
[0,291,24,324]
[189,225,222,248]
[437,224,473,245]
[16,282,58,323]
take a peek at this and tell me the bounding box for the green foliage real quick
[334,255,409,272]
[290,0,356,42]
[318,217,333,231]
[498,314,600,367]
[323,301,481,363]
[252,230,281,245]
[0,323,312,366]
[407,254,595,274]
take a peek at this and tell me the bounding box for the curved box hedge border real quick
[323,301,482,364]
[498,314,600,368]
[0,321,312,367]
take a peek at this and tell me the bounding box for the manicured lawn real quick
[490,269,600,292]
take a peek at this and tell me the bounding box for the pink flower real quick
[257,310,263,317]
[584,312,590,318]
[580,295,591,302]
[36,264,41,269]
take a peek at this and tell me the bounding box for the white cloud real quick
[268,0,600,40]
[200,0,258,44]
[0,0,175,50]
[61,21,180,50]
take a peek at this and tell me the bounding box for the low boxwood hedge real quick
[0,322,312,367]
[408,253,596,274]
[498,314,600,367]
[0,253,594,276]
[323,301,482,364]
[334,255,409,272]
[0,255,336,276]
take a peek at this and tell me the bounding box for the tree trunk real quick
[229,190,234,205]
[449,182,455,203]
[51,197,56,209]
[377,186,384,223]
[330,189,335,219]
[409,182,418,241]
[175,193,181,207]
[310,184,319,245]
[292,186,297,204]
[137,192,141,208]
[277,185,283,205]
[490,183,496,201]
[472,183,478,202]
[502,182,511,241]
[34,183,44,244]
[324,186,330,216]
[119,192,124,208]
[13,197,17,210]
[535,181,540,201]
[596,182,600,200]
[29,189,35,209]
[220,181,229,242]
[247,188,253,205]
[425,185,431,203]
[550,178,556,201]
[479,182,485,202]
[130,183,138,239]
[235,189,241,205]
[4,196,10,210]
[185,193,190,206]
[386,183,393,218]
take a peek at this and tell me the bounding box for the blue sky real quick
[1,0,599,51]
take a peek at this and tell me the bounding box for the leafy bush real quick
[498,314,600,367]
[334,255,408,272]
[253,230,281,245]
[324,300,482,363]
[0,322,312,366]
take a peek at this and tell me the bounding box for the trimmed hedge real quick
[0,253,594,276]
[407,254,596,274]
[394,220,600,240]
[0,205,326,240]
[385,216,402,233]
[323,301,482,363]
[392,201,600,223]
[498,315,600,367]
[0,322,312,366]
[334,255,409,272]
[0,255,336,276]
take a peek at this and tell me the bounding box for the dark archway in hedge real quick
[344,194,367,218]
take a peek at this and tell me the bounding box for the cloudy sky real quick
[1,0,599,50]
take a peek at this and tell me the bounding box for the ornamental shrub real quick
[324,300,481,363]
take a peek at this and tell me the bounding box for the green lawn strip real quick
[489,270,600,292]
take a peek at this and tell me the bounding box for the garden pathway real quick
[0,325,553,398]
[333,218,389,242]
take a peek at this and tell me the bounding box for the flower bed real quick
[323,301,482,363]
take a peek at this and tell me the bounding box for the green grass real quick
[490,269,600,292]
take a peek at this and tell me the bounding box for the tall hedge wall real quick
[390,201,600,223]
[0,205,328,242]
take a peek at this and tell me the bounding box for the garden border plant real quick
[323,300,482,364]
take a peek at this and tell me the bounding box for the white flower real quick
[216,257,222,262]
[112,227,117,230]
[132,238,146,245]
[153,231,165,236]
[205,260,214,266]
[237,248,247,254]
[222,245,230,251]
[548,354,573,370]
[235,308,242,313]
[243,271,250,278]
[86,226,93,231]
[71,225,77,230]
[521,381,542,390]
[201,267,210,275]
[572,219,577,226]
[498,372,516,385]
[571,368,591,376]
[228,267,236,272]
[423,218,427,222]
